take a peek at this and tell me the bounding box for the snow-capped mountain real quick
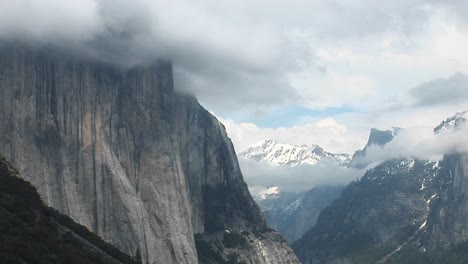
[257,186,281,200]
[238,139,351,167]
[240,140,351,242]
[434,110,467,133]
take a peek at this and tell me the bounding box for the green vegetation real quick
[223,231,248,249]
[0,157,138,264]
[45,207,138,263]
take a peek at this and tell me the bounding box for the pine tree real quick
[134,248,142,264]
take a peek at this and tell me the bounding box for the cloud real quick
[409,73,468,107]
[2,0,468,120]
[217,115,367,154]
[0,0,101,43]
[353,125,468,166]
[0,0,308,111]
[240,118,468,192]
[239,157,365,192]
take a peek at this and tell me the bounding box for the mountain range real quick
[239,128,399,243]
[238,139,351,167]
[241,111,468,264]
[434,110,467,133]
[291,111,468,264]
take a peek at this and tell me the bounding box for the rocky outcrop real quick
[175,96,299,263]
[0,46,298,264]
[350,128,400,169]
[433,111,467,134]
[423,153,468,249]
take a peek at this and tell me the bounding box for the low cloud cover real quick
[354,125,468,166]
[239,158,365,193]
[241,122,468,193]
[0,0,304,110]
[2,0,468,116]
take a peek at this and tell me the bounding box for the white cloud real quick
[237,115,468,193]
[240,158,365,192]
[3,0,468,196]
[284,6,468,111]
[2,0,468,117]
[355,126,468,166]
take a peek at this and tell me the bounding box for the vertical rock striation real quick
[424,153,468,249]
[0,46,298,264]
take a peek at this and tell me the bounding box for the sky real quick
[1,1,468,154]
[1,0,468,191]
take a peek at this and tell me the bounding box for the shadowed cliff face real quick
[0,46,298,264]
[0,157,139,264]
[292,151,468,264]
[424,153,468,249]
[173,95,265,234]
[293,159,441,264]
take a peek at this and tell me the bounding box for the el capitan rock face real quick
[0,46,298,264]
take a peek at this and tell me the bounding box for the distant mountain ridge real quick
[238,139,351,167]
[350,127,401,169]
[434,110,467,133]
[254,186,344,243]
[292,158,443,264]
[240,139,351,243]
[292,111,468,264]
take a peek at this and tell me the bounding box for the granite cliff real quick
[0,45,298,264]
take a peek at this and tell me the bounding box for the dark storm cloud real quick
[0,0,305,110]
[410,73,468,107]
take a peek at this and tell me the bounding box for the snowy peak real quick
[238,139,351,167]
[258,186,281,200]
[434,110,468,134]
